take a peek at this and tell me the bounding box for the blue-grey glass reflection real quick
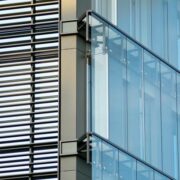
[137,162,154,180]
[92,0,180,68]
[154,172,170,180]
[127,40,144,159]
[144,52,162,169]
[102,142,118,180]
[161,63,178,178]
[91,135,172,180]
[90,13,180,179]
[92,137,102,180]
[91,16,109,138]
[178,74,180,180]
[108,27,127,149]
[119,151,136,180]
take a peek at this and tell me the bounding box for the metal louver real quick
[0,0,60,179]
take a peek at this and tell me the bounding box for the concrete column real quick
[60,0,91,179]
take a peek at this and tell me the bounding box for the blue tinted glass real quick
[92,137,102,180]
[137,162,154,180]
[102,142,118,180]
[178,74,180,180]
[108,27,127,149]
[119,151,136,180]
[127,40,144,159]
[154,172,170,180]
[161,63,178,178]
[91,16,109,138]
[144,52,162,169]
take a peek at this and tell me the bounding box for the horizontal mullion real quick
[0,1,58,11]
[0,109,58,118]
[0,78,58,88]
[0,10,58,21]
[0,48,58,58]
[0,30,58,40]
[0,38,58,49]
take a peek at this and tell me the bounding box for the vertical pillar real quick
[60,0,91,180]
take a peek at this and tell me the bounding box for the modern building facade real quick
[0,0,179,180]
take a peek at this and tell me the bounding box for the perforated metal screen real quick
[0,0,60,179]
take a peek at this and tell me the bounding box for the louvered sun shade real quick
[0,0,60,179]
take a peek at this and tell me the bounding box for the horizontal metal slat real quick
[0,1,58,11]
[0,78,58,88]
[0,68,58,78]
[0,30,58,40]
[0,10,58,21]
[0,131,58,139]
[0,58,58,67]
[0,38,58,49]
[0,115,58,124]
[0,48,58,59]
[0,19,58,30]
[0,88,58,98]
[0,98,58,106]
[0,109,58,118]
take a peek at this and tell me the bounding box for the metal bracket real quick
[60,19,78,36]
[60,140,78,157]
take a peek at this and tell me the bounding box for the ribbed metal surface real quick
[0,0,60,179]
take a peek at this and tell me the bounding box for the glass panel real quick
[137,162,154,180]
[161,63,178,178]
[167,0,179,67]
[91,16,109,138]
[178,74,180,180]
[119,151,136,180]
[144,52,162,169]
[139,0,152,48]
[90,13,179,179]
[127,40,144,159]
[108,27,127,149]
[102,142,118,180]
[92,137,102,180]
[154,172,170,180]
[151,0,167,59]
[117,0,131,35]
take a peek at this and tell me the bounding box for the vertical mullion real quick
[29,0,36,179]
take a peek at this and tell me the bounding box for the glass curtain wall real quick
[92,0,180,69]
[90,13,180,179]
[92,135,173,180]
